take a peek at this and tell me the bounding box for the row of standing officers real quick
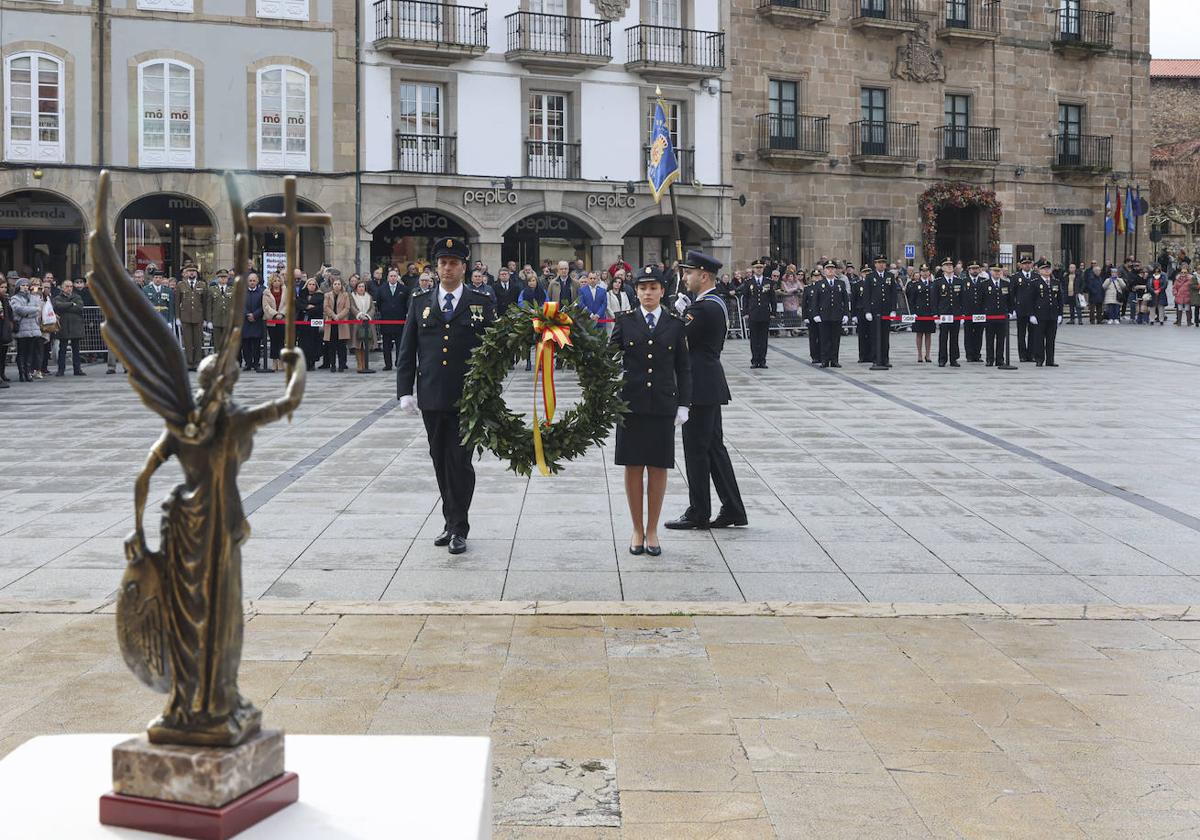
[740,255,1065,370]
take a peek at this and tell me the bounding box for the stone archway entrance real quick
[935,204,988,265]
[920,182,1002,266]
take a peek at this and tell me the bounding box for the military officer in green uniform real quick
[209,269,235,360]
[176,262,209,370]
[141,268,175,325]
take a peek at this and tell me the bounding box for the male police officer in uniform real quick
[933,258,961,367]
[1012,256,1036,362]
[849,268,872,364]
[397,237,496,555]
[1029,257,1062,367]
[980,265,1010,367]
[814,261,848,367]
[961,262,987,363]
[863,255,898,369]
[803,268,823,364]
[666,250,748,532]
[739,258,775,368]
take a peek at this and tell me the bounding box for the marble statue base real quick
[111,729,286,808]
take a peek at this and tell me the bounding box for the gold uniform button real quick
[647,354,653,359]
[443,347,449,353]
[648,339,654,345]
[442,360,448,366]
[647,368,653,373]
[645,382,652,388]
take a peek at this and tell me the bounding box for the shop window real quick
[257,65,310,170]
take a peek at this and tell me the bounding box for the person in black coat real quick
[960,263,987,363]
[863,255,898,369]
[396,237,496,555]
[1029,258,1062,367]
[906,264,937,363]
[492,267,521,314]
[241,272,265,372]
[738,259,775,369]
[1011,257,1037,361]
[813,262,848,367]
[375,267,411,371]
[802,270,822,364]
[611,265,691,557]
[849,271,871,364]
[665,250,747,533]
[980,266,1011,367]
[933,258,961,367]
[297,278,324,371]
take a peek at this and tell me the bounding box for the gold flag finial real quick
[655,85,662,97]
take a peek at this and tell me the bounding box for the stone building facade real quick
[0,0,357,281]
[731,0,1150,271]
[1149,60,1200,256]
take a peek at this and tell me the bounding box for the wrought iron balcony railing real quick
[394,133,456,175]
[755,113,830,157]
[850,120,919,160]
[526,140,582,180]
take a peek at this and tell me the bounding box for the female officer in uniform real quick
[611,266,691,557]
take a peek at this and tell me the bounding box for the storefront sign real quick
[586,194,638,210]
[262,251,287,278]
[999,244,1014,265]
[463,190,518,207]
[0,201,81,228]
[387,211,461,234]
[1043,208,1095,217]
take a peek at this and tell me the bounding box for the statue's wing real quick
[87,171,195,430]
[215,173,249,375]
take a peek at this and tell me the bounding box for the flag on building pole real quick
[1104,185,1113,234]
[1115,187,1125,235]
[1125,187,1136,233]
[647,97,681,204]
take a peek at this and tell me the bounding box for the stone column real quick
[593,239,626,274]
[476,240,504,276]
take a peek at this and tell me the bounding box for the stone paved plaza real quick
[4,606,1200,838]
[2,323,1199,607]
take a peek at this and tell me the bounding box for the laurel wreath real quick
[458,302,627,477]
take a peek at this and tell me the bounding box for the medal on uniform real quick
[470,305,484,323]
[422,306,431,319]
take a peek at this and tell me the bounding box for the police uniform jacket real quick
[682,292,730,407]
[864,271,899,315]
[906,278,936,317]
[981,276,1010,316]
[375,281,411,333]
[802,281,820,322]
[142,283,175,324]
[396,286,496,412]
[961,275,986,316]
[209,284,235,328]
[1012,271,1036,317]
[933,274,961,318]
[176,279,208,324]
[610,309,691,416]
[1032,277,1063,322]
[738,275,776,324]
[849,277,866,316]
[815,277,848,321]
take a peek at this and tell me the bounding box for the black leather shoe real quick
[434,530,452,547]
[448,535,467,555]
[830,362,842,368]
[1046,363,1059,367]
[629,543,645,556]
[665,516,708,530]
[820,362,829,368]
[949,361,961,367]
[709,513,749,528]
[645,544,662,557]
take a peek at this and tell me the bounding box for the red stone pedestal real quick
[99,772,299,840]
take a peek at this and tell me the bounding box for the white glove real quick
[1057,315,1063,324]
[399,395,419,415]
[865,312,873,322]
[674,296,688,314]
[1029,316,1038,325]
[1010,312,1016,319]
[890,311,897,318]
[851,316,858,325]
[841,316,848,325]
[812,315,821,323]
[674,406,690,427]
[204,321,213,330]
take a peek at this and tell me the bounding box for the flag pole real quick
[1103,184,1109,270]
[667,182,684,264]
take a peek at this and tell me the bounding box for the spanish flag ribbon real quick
[531,302,573,477]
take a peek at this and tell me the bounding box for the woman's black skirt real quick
[912,318,937,334]
[615,413,675,469]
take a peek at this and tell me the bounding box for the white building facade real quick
[359,0,732,274]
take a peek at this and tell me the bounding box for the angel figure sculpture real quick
[87,171,307,747]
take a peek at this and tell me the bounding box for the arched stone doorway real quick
[622,215,709,267]
[920,183,1002,266]
[502,212,595,270]
[0,189,86,280]
[245,195,327,277]
[371,208,470,273]
[117,193,217,277]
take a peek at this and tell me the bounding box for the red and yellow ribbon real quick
[531,302,573,477]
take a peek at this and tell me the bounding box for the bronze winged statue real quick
[87,171,306,747]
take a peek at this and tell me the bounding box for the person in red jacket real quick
[607,255,632,278]
[1148,270,1168,325]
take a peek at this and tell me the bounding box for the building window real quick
[646,98,683,149]
[396,82,447,173]
[257,65,309,170]
[943,93,970,158]
[1059,0,1080,38]
[860,87,887,155]
[768,79,798,146]
[861,219,888,266]
[528,91,573,178]
[257,0,308,20]
[1060,223,1083,268]
[137,0,194,11]
[769,217,800,267]
[138,59,195,168]
[4,52,64,163]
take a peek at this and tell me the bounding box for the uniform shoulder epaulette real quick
[618,309,636,317]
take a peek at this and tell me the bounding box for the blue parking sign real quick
[904,244,916,260]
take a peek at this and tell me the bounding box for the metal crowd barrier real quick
[81,306,109,359]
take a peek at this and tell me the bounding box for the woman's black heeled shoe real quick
[645,544,662,557]
[629,544,645,556]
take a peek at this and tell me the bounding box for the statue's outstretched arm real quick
[134,432,174,543]
[244,348,306,428]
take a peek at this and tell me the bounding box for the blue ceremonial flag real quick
[1104,185,1113,234]
[1125,187,1136,233]
[647,99,681,204]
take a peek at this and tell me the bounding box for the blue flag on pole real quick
[1104,185,1113,234]
[1125,187,1135,233]
[647,99,681,204]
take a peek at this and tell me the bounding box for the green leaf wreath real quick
[458,301,628,477]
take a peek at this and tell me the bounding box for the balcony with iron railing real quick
[755,0,829,27]
[394,133,457,175]
[849,0,919,34]
[1051,133,1112,172]
[505,12,611,74]
[849,120,919,164]
[372,0,488,64]
[937,0,1000,41]
[642,146,695,184]
[525,140,582,180]
[1051,7,1114,54]
[755,113,829,161]
[624,25,725,81]
[935,125,999,169]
